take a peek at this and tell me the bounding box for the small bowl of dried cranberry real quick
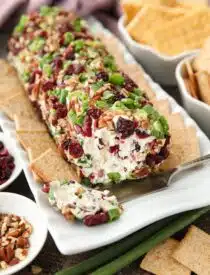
[0,132,22,191]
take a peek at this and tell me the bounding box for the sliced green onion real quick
[29,37,45,52]
[21,71,30,83]
[109,73,125,86]
[14,15,28,33]
[107,172,121,183]
[74,40,84,52]
[73,18,82,32]
[64,32,74,45]
[108,209,121,222]
[43,64,52,77]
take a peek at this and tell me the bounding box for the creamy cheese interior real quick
[49,180,121,219]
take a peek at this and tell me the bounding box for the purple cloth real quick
[0,0,121,34]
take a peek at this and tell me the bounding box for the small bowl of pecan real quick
[0,192,47,275]
[0,132,22,191]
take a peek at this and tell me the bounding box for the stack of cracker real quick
[140,225,210,275]
[0,32,201,186]
[121,0,210,56]
[184,36,210,106]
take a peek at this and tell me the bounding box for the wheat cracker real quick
[14,115,47,132]
[1,93,35,120]
[30,148,80,183]
[173,225,210,275]
[127,5,186,44]
[144,9,210,55]
[140,238,191,275]
[195,71,210,105]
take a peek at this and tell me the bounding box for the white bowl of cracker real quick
[119,0,210,85]
[176,37,210,137]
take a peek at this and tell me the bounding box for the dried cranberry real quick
[53,58,63,74]
[50,96,58,104]
[40,31,47,38]
[109,145,119,154]
[146,153,164,166]
[87,108,102,119]
[69,142,84,158]
[66,63,84,75]
[96,71,109,82]
[56,105,68,119]
[42,80,55,92]
[135,129,150,139]
[82,116,92,137]
[42,183,50,193]
[122,73,138,92]
[29,70,42,84]
[64,45,75,60]
[84,212,109,226]
[116,117,136,138]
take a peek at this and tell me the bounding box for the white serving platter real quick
[0,17,210,255]
[0,192,47,275]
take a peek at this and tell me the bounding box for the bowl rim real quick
[0,132,22,191]
[118,16,198,61]
[175,54,210,112]
[0,192,48,275]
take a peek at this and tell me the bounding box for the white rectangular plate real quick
[0,17,210,255]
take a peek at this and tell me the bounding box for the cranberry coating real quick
[42,80,55,92]
[109,145,119,154]
[64,45,75,60]
[56,105,68,119]
[135,129,150,139]
[66,64,85,75]
[96,71,109,82]
[69,142,84,158]
[82,115,92,137]
[87,108,102,119]
[84,212,109,226]
[116,117,136,138]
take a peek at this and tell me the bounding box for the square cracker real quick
[140,238,191,275]
[14,115,47,132]
[30,148,80,183]
[173,225,210,275]
[27,148,43,182]
[160,126,200,171]
[0,59,17,78]
[16,132,56,159]
[1,93,35,120]
[127,5,186,44]
[0,61,24,103]
[195,71,210,105]
[177,0,208,7]
[151,99,170,117]
[144,9,210,56]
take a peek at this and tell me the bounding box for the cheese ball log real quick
[8,6,170,185]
